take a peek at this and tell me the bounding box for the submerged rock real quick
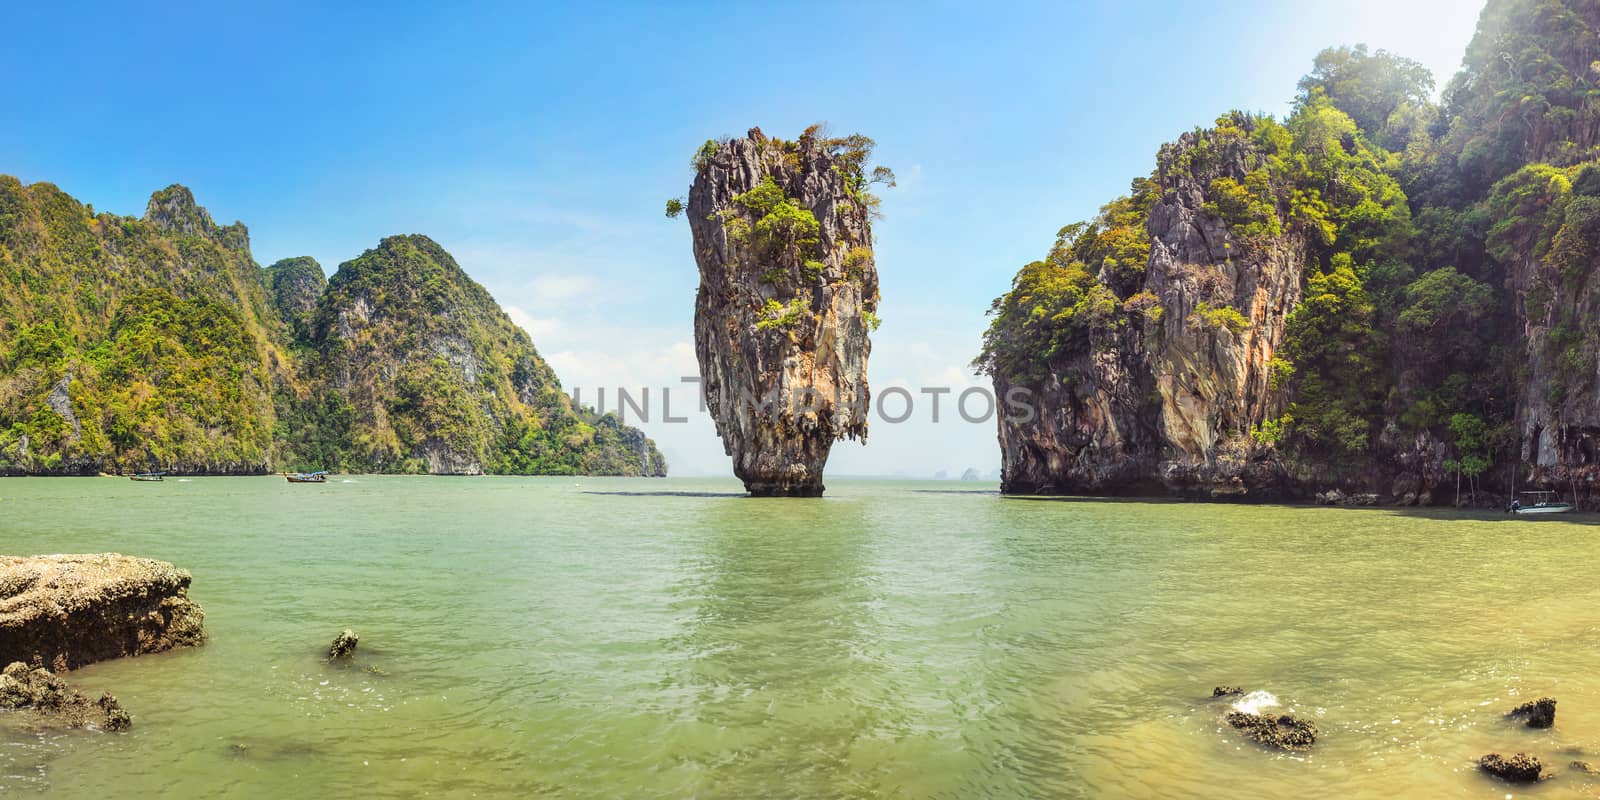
[1212,686,1244,697]
[0,661,131,730]
[1572,760,1600,776]
[0,554,205,671]
[1225,711,1317,751]
[1508,697,1557,729]
[1479,753,1543,782]
[682,127,883,497]
[98,692,131,731]
[329,629,359,659]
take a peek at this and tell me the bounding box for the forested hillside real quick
[0,182,665,476]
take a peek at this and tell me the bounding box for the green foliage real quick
[1297,45,1435,149]
[755,298,809,331]
[1396,266,1493,335]
[1573,164,1600,197]
[664,197,685,218]
[691,139,720,171]
[1486,162,1571,265]
[1441,0,1600,193]
[1267,357,1294,391]
[976,258,1101,382]
[731,176,821,264]
[1281,264,1385,456]
[1122,291,1163,322]
[863,310,882,331]
[844,246,873,282]
[1250,414,1294,446]
[734,175,787,216]
[800,124,894,214]
[1188,302,1249,335]
[1204,171,1281,239]
[263,256,326,345]
[753,198,820,259]
[8,321,71,368]
[1549,194,1600,281]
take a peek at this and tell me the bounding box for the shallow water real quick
[1,476,1598,798]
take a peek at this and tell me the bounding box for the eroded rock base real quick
[0,662,130,731]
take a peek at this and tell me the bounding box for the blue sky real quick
[4,1,1485,476]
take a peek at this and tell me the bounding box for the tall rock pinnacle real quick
[681,126,888,496]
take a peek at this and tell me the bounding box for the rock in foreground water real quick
[1212,686,1244,697]
[329,629,359,659]
[1479,753,1543,782]
[1507,697,1557,729]
[1226,711,1317,751]
[0,661,131,730]
[0,554,205,671]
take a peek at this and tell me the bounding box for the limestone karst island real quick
[2,1,1598,796]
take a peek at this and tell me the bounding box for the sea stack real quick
[682,126,886,496]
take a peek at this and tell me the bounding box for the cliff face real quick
[0,179,665,477]
[983,0,1600,506]
[1498,164,1600,487]
[994,117,1309,498]
[684,128,881,496]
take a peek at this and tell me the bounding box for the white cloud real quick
[504,305,560,339]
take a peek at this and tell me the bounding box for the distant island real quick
[0,182,665,476]
[977,0,1600,508]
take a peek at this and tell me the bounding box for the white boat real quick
[1510,491,1574,515]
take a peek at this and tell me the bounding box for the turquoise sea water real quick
[1,476,1597,798]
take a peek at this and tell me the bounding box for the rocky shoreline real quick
[0,554,205,672]
[1210,685,1594,788]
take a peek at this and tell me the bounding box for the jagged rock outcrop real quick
[684,128,882,496]
[1508,697,1557,729]
[1226,710,1318,752]
[329,629,358,659]
[0,554,205,671]
[1480,753,1544,783]
[0,661,131,730]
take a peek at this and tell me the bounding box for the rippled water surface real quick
[2,476,1599,798]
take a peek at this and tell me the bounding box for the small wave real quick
[177,479,193,482]
[1231,690,1280,715]
[342,479,358,484]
